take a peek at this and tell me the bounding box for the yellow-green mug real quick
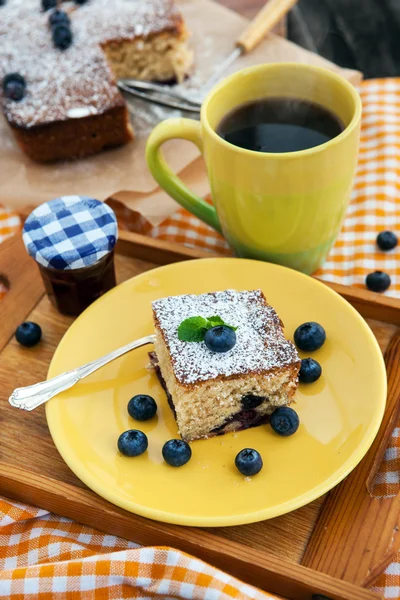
[146,63,362,274]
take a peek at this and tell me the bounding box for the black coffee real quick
[216,97,344,153]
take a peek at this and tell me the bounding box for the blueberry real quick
[15,322,42,347]
[0,1,6,6]
[52,24,73,50]
[294,322,326,352]
[128,394,157,421]
[3,73,26,101]
[270,407,299,436]
[299,358,322,383]
[241,394,264,409]
[49,9,71,27]
[75,0,89,3]
[235,448,263,476]
[162,439,192,467]
[377,231,398,251]
[42,0,57,10]
[4,81,25,101]
[366,271,391,293]
[3,73,25,88]
[117,430,148,457]
[204,325,236,353]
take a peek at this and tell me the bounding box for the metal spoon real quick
[9,334,155,412]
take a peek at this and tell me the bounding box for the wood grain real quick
[0,233,399,597]
[302,333,400,586]
[0,254,324,561]
[118,231,400,326]
[117,230,216,264]
[0,463,380,600]
[0,234,44,352]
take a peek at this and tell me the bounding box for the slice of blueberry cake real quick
[150,289,301,442]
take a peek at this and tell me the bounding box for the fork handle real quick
[9,334,155,411]
[236,0,298,53]
[9,371,82,411]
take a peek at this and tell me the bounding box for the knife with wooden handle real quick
[204,0,299,89]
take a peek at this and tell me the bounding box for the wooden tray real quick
[1,230,399,600]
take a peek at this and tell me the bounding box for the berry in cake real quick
[15,322,42,347]
[162,439,192,467]
[128,394,157,421]
[299,358,322,383]
[294,322,326,352]
[2,73,26,101]
[366,271,391,292]
[270,407,299,436]
[150,290,301,442]
[235,448,263,476]
[49,9,71,27]
[42,0,57,11]
[376,231,398,251]
[118,429,148,456]
[52,24,73,50]
[0,0,193,162]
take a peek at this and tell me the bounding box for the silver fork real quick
[9,334,155,412]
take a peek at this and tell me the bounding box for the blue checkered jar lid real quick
[22,196,118,271]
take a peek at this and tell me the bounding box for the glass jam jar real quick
[23,196,118,316]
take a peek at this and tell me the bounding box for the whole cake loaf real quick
[0,0,192,162]
[151,289,301,441]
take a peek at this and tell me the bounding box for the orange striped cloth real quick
[0,497,273,599]
[1,77,400,599]
[118,78,400,298]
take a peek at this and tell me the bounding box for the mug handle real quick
[146,118,222,233]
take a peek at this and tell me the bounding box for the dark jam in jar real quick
[22,196,118,316]
[38,249,116,316]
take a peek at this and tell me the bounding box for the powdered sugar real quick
[152,290,299,385]
[0,0,182,127]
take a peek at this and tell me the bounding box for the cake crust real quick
[0,0,192,162]
[152,289,299,386]
[152,290,301,441]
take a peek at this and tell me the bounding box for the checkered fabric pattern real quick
[0,206,20,300]
[22,196,118,271]
[1,76,400,598]
[0,496,274,599]
[117,79,400,298]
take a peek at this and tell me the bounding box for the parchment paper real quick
[0,0,362,214]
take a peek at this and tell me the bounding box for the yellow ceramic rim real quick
[201,62,362,160]
[46,259,386,526]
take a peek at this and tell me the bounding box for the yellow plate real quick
[46,258,386,526]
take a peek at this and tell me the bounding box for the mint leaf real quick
[177,315,238,342]
[208,316,225,328]
[207,316,237,332]
[178,316,208,342]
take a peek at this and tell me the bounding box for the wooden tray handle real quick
[0,462,381,600]
[0,234,44,351]
[302,332,400,587]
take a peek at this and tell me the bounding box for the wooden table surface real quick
[219,0,265,20]
[218,0,287,34]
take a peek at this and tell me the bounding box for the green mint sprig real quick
[177,315,238,342]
